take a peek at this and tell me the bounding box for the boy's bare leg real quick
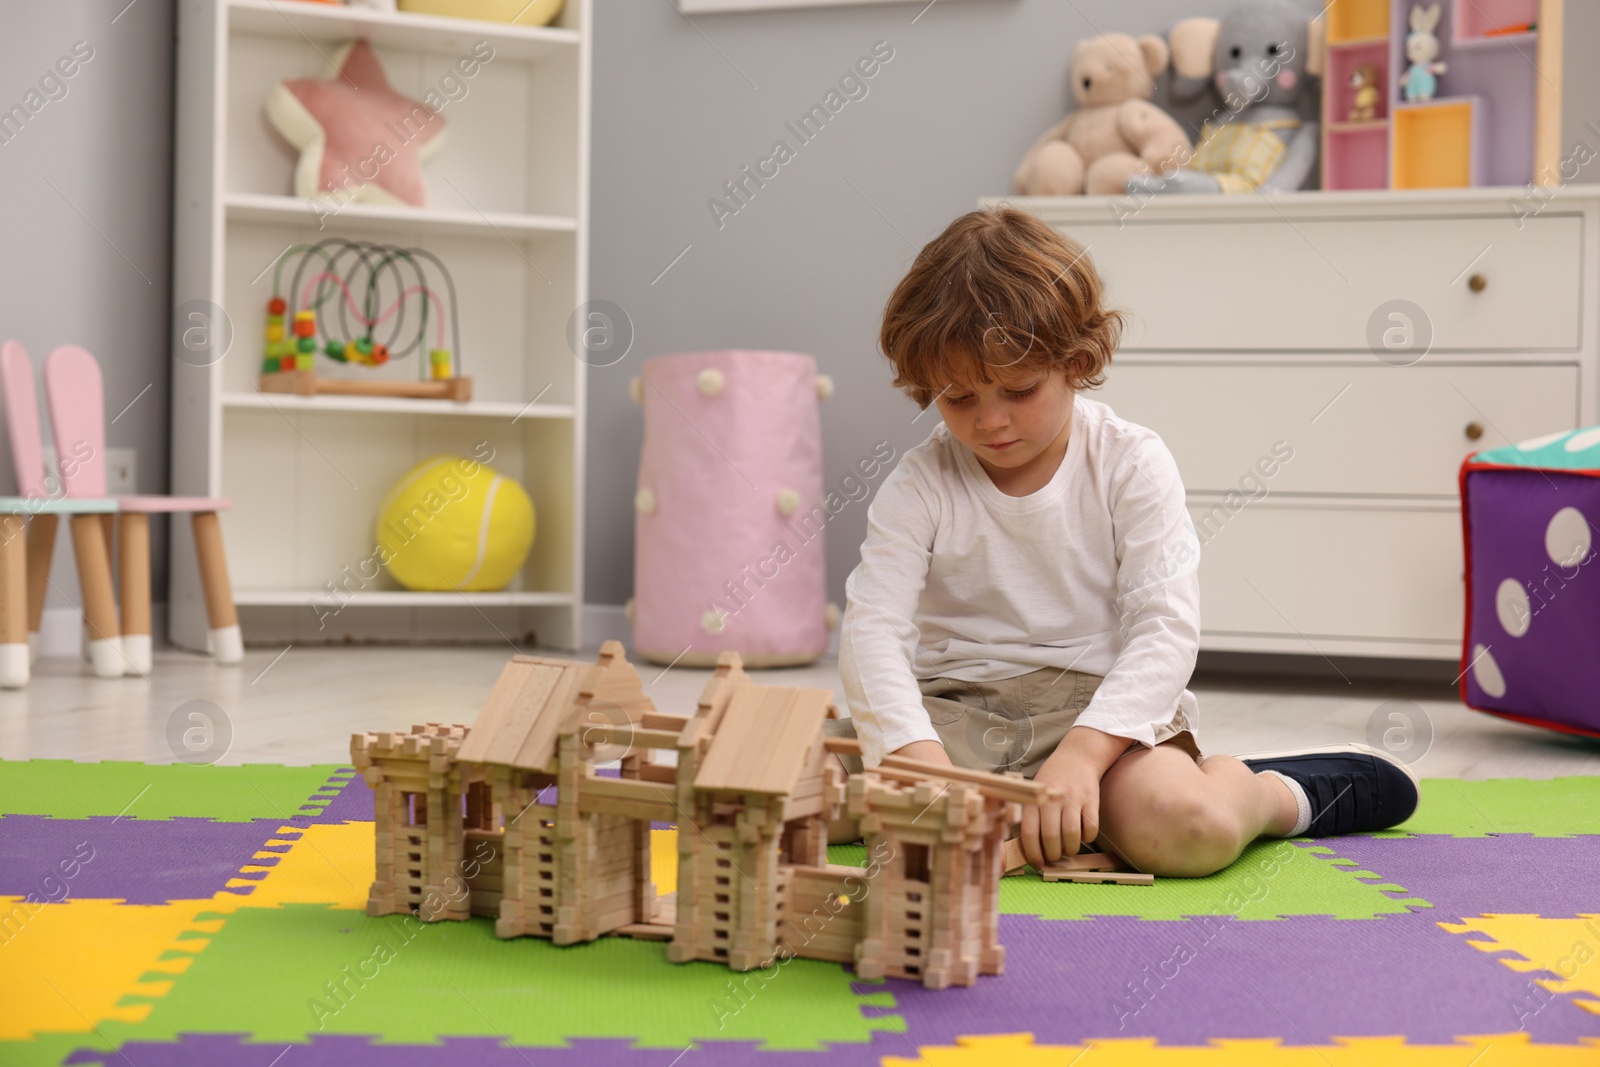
[1095,747,1299,877]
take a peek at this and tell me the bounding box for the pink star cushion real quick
[265,39,446,208]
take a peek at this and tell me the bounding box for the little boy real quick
[826,207,1418,875]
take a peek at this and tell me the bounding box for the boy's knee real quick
[1172,786,1234,832]
[1119,790,1242,875]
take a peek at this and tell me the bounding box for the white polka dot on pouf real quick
[1516,430,1568,452]
[629,377,643,404]
[697,368,725,396]
[776,489,800,515]
[635,487,656,514]
[1471,644,1507,699]
[816,375,835,400]
[700,608,727,635]
[824,602,841,630]
[1545,506,1591,568]
[1495,578,1531,637]
[625,598,635,622]
[1564,427,1600,452]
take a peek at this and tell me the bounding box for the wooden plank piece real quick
[581,725,683,751]
[1040,870,1153,886]
[616,922,675,941]
[878,754,1060,806]
[822,736,862,757]
[1041,852,1117,873]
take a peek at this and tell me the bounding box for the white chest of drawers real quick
[1000,188,1600,661]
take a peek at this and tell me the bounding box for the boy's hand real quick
[1022,751,1102,867]
[1019,725,1133,869]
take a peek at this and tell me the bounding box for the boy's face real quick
[935,360,1075,481]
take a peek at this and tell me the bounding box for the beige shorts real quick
[824,666,1201,779]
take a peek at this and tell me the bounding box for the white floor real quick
[2,643,1597,778]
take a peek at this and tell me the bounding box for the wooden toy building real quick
[352,640,1052,989]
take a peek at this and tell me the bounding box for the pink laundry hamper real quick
[629,350,837,668]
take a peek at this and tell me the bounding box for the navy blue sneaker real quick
[1238,744,1420,836]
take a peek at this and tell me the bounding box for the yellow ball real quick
[375,455,535,592]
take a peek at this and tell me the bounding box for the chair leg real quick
[192,511,241,664]
[84,514,117,663]
[68,514,122,678]
[25,513,57,666]
[0,516,29,688]
[119,513,152,676]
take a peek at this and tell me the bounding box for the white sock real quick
[1259,770,1312,837]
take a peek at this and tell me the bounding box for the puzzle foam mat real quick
[2,762,1597,1065]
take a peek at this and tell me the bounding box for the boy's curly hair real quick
[879,207,1123,409]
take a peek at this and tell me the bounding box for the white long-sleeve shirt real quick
[839,394,1202,768]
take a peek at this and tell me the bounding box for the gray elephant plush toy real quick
[1127,0,1326,195]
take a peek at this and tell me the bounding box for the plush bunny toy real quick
[1126,0,1326,195]
[1402,3,1447,102]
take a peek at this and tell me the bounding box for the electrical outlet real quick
[40,445,136,494]
[105,448,136,494]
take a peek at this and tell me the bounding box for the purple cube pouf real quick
[1461,426,1600,737]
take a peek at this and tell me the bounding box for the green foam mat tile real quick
[0,760,349,822]
[1382,778,1600,838]
[110,903,901,1051]
[827,838,1428,921]
[0,1032,120,1067]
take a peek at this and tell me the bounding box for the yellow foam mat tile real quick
[1440,914,1600,1017]
[0,897,220,1040]
[221,822,678,913]
[884,1033,1600,1066]
[214,821,376,911]
[652,827,677,895]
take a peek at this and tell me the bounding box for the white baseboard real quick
[578,602,839,658]
[38,602,837,660]
[38,604,169,659]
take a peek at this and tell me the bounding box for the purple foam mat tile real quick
[60,1033,910,1066]
[302,770,372,824]
[0,816,289,905]
[1309,833,1600,920]
[876,913,1600,1047]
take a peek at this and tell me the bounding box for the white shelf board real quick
[226,193,577,241]
[222,391,575,419]
[226,0,579,62]
[236,589,576,607]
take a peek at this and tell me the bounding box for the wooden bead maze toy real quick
[260,237,472,401]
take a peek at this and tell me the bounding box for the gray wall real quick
[4,0,1595,630]
[0,1,174,611]
[585,0,1325,610]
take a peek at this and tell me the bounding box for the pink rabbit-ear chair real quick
[0,340,241,687]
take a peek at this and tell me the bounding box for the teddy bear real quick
[1013,32,1192,197]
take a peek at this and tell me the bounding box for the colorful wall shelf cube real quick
[1320,0,1562,190]
[1392,96,1484,188]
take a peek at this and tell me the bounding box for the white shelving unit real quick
[171,0,589,651]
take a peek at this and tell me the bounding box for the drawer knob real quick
[1465,422,1485,441]
[1468,274,1488,293]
